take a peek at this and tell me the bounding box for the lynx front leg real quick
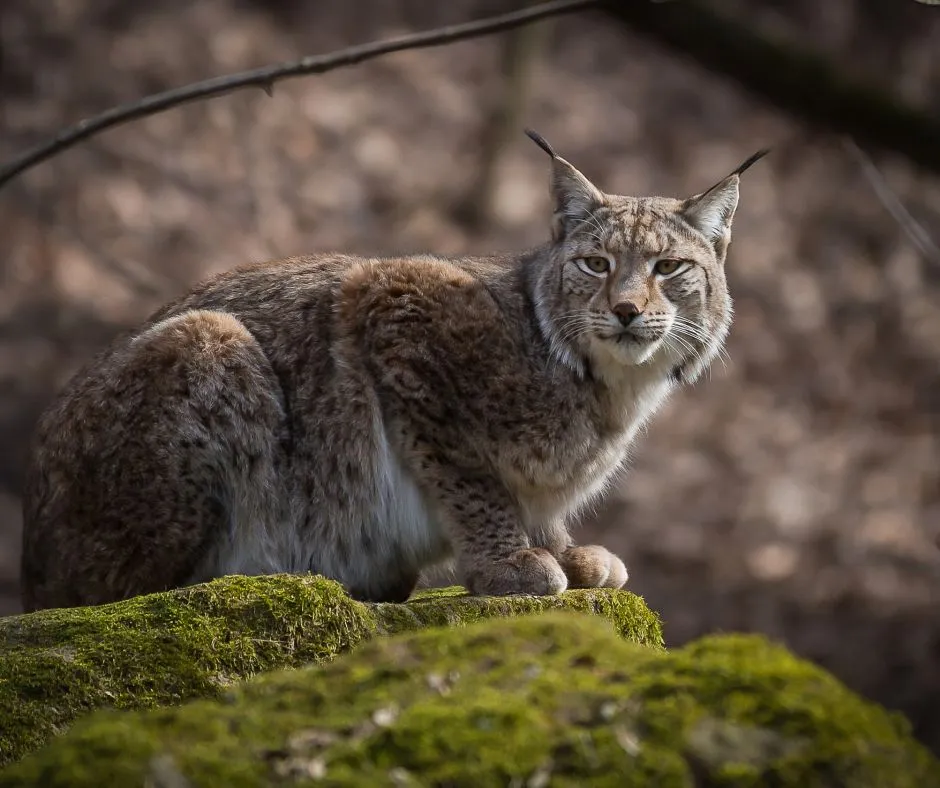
[428,470,568,597]
[558,545,628,589]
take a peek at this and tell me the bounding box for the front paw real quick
[465,548,568,597]
[559,545,628,589]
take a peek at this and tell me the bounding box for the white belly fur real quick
[344,427,451,590]
[198,413,449,592]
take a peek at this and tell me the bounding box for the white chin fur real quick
[591,334,663,368]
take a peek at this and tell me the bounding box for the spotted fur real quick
[20,133,765,610]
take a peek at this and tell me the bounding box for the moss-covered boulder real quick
[0,573,661,766]
[3,612,936,787]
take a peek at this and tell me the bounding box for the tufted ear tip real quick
[682,148,769,249]
[524,128,557,159]
[526,128,604,242]
[731,148,771,178]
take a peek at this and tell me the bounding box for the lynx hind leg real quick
[558,545,628,590]
[21,309,284,610]
[113,310,286,590]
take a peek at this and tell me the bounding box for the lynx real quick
[20,130,766,611]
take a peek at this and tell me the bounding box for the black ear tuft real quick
[731,148,771,178]
[525,128,557,159]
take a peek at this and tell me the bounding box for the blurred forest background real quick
[2,0,939,754]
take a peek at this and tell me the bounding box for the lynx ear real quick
[525,128,604,242]
[682,148,769,259]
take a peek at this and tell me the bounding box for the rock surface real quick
[0,574,662,765]
[3,611,937,787]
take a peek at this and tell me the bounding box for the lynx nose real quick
[612,301,641,326]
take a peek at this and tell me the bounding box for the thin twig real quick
[0,0,597,191]
[842,138,940,266]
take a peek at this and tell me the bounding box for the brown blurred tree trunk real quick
[600,0,940,174]
[459,16,554,228]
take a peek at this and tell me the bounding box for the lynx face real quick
[528,130,766,384]
[554,197,733,376]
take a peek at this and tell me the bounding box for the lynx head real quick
[526,129,767,384]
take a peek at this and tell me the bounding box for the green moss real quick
[3,612,935,787]
[375,585,664,649]
[0,575,375,766]
[0,575,659,766]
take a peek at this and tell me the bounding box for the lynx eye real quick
[654,258,685,276]
[577,256,611,276]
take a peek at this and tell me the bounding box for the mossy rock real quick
[0,573,662,766]
[3,612,936,787]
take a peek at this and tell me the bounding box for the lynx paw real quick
[466,548,568,597]
[559,545,628,589]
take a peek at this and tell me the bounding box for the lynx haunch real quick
[21,131,767,611]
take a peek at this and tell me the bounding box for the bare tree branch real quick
[0,0,597,191]
[842,139,940,267]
